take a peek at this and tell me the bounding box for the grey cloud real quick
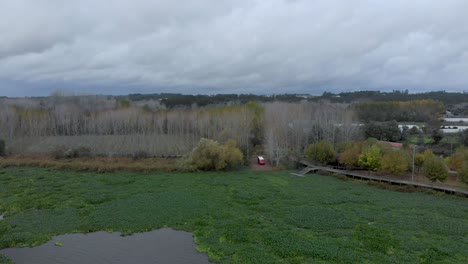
[0,0,468,96]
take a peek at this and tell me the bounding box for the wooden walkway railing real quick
[295,160,468,197]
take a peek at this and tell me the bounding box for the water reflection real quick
[1,228,211,264]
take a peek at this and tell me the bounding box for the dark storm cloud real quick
[0,0,467,96]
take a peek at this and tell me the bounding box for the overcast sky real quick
[1,0,467,96]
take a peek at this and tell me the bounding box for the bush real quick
[74,147,92,158]
[132,151,149,160]
[380,150,410,175]
[305,140,335,165]
[51,146,67,159]
[415,149,434,172]
[449,147,468,171]
[0,139,5,156]
[358,144,382,171]
[422,156,448,182]
[52,146,92,159]
[339,142,364,169]
[458,164,468,184]
[183,139,243,171]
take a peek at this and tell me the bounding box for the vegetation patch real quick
[0,168,468,263]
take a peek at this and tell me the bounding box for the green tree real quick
[305,140,336,165]
[358,145,382,171]
[431,129,443,144]
[422,156,448,182]
[363,121,400,142]
[380,150,410,175]
[116,99,131,108]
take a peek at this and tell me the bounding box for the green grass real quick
[0,168,468,263]
[408,137,434,144]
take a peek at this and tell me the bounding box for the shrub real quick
[409,126,420,135]
[51,146,67,159]
[132,151,149,160]
[358,144,382,171]
[459,164,468,184]
[305,140,335,165]
[449,147,468,171]
[380,150,410,175]
[0,139,5,156]
[74,147,92,158]
[339,142,364,169]
[183,138,243,171]
[415,149,434,172]
[52,146,92,159]
[422,156,448,182]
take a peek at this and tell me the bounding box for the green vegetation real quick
[422,156,449,182]
[1,168,467,263]
[363,121,401,142]
[305,140,335,165]
[358,144,382,171]
[380,150,410,175]
[450,147,468,171]
[182,139,244,171]
[408,137,434,145]
[54,241,64,247]
[459,165,468,184]
[0,156,177,173]
[0,255,12,264]
[338,141,363,169]
[354,100,444,123]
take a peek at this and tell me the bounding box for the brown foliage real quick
[339,141,364,169]
[380,150,410,175]
[0,156,178,173]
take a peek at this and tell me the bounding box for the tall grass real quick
[0,156,178,173]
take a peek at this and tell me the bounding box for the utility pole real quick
[412,145,416,183]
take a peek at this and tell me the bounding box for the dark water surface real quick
[1,228,211,264]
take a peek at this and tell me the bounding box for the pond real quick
[1,228,211,264]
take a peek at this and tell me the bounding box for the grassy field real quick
[0,168,467,263]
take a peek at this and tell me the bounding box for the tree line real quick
[0,95,361,160]
[354,100,444,123]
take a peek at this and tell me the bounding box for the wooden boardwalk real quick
[295,160,468,197]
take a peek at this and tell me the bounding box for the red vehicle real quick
[257,156,265,165]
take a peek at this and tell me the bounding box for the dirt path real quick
[250,157,274,171]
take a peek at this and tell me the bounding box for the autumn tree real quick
[422,156,448,182]
[415,149,435,172]
[458,164,468,184]
[339,142,364,169]
[380,150,410,175]
[183,138,243,171]
[449,147,468,171]
[358,144,382,171]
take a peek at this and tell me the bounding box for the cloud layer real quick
[1,0,468,96]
